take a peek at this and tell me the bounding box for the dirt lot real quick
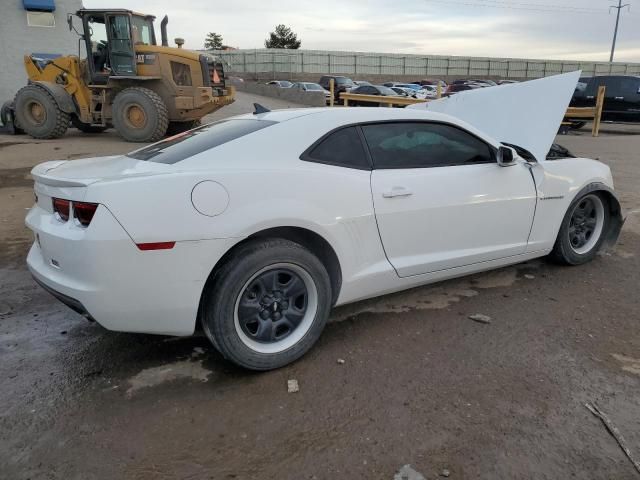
[1,94,640,480]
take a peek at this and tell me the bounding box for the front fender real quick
[32,81,76,114]
[527,158,623,252]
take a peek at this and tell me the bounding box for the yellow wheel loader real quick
[8,9,234,142]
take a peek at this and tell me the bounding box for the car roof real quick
[232,106,484,133]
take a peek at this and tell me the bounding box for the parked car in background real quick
[444,83,483,96]
[498,80,519,85]
[266,80,293,88]
[319,76,354,100]
[469,79,498,87]
[421,85,440,99]
[291,82,331,102]
[390,87,415,97]
[571,75,640,122]
[349,85,403,106]
[411,79,447,88]
[383,82,417,89]
[350,80,372,89]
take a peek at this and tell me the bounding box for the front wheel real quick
[202,239,332,370]
[550,192,610,265]
[112,87,168,142]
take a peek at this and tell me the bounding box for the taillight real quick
[73,202,98,227]
[52,198,98,226]
[52,198,70,221]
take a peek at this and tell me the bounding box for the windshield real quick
[304,84,323,91]
[127,119,276,164]
[131,16,155,45]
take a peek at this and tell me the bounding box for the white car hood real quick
[408,71,581,162]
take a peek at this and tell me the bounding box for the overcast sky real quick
[84,0,639,62]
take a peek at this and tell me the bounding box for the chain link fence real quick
[209,48,640,80]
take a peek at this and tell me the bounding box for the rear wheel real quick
[112,87,168,142]
[71,117,108,134]
[201,238,332,370]
[14,85,69,139]
[550,192,609,265]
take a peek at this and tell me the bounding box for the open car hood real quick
[408,71,581,162]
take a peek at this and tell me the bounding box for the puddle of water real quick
[611,353,640,376]
[126,348,212,397]
[331,266,523,322]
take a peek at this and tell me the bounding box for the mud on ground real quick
[1,98,640,479]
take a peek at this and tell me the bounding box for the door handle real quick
[382,187,413,198]
[586,96,594,99]
[614,96,624,100]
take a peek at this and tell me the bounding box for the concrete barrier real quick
[233,81,326,107]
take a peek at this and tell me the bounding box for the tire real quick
[71,117,108,133]
[569,121,586,130]
[165,120,200,136]
[550,192,610,265]
[202,238,332,371]
[14,84,69,139]
[112,87,168,142]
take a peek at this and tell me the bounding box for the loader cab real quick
[78,9,156,84]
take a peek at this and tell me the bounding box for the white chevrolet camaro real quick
[26,73,623,370]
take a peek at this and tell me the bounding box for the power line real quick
[610,0,630,61]
[474,0,605,13]
[423,0,609,14]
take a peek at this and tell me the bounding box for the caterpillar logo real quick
[136,54,156,65]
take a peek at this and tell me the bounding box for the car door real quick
[106,14,136,75]
[366,121,537,277]
[606,77,640,121]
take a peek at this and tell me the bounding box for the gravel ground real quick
[1,94,639,480]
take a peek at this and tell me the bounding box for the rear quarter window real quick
[127,119,276,164]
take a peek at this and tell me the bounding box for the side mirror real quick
[497,146,516,167]
[67,14,73,31]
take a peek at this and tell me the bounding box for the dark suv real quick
[571,75,640,122]
[319,75,354,100]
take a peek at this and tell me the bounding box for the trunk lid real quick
[31,155,172,188]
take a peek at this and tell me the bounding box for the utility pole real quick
[609,0,630,62]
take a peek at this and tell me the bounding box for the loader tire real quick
[71,117,109,134]
[112,87,168,142]
[14,85,69,139]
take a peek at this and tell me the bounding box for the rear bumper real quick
[31,273,95,321]
[26,202,240,336]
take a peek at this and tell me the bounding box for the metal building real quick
[0,0,83,105]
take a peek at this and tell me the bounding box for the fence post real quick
[301,52,304,74]
[592,85,605,137]
[403,56,406,76]
[379,55,382,75]
[425,56,429,76]
[354,54,357,75]
[328,53,331,74]
[329,78,335,107]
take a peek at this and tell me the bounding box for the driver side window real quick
[87,16,108,73]
[361,122,495,169]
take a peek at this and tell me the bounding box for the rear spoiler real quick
[30,161,91,188]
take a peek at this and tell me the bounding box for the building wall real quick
[210,48,640,83]
[0,0,83,104]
